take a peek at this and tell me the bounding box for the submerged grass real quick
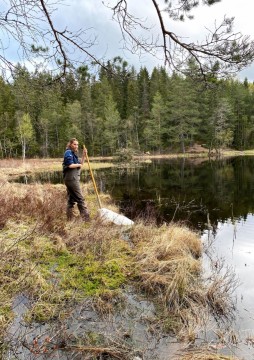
[178,352,237,360]
[0,160,239,359]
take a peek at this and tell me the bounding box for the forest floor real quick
[0,159,241,360]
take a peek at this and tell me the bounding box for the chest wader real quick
[64,168,90,221]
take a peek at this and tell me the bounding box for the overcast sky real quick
[52,0,254,80]
[3,0,254,81]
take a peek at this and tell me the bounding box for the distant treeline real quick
[1,57,254,158]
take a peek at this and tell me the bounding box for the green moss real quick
[28,238,130,297]
[20,247,129,323]
[30,237,58,261]
[85,331,105,345]
[0,302,13,331]
[100,260,126,288]
[58,256,126,295]
[24,302,59,323]
[0,303,12,324]
[0,213,132,327]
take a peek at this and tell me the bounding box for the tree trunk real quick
[22,139,26,161]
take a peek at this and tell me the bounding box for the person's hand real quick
[83,147,88,156]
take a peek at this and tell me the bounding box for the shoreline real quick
[0,161,240,359]
[1,150,254,182]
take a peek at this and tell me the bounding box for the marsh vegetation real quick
[0,159,240,359]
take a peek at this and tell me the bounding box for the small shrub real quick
[113,148,134,163]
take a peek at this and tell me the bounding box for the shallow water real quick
[7,290,183,359]
[201,215,254,359]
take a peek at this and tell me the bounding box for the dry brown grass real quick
[0,182,66,231]
[178,352,237,360]
[132,223,202,307]
[0,179,111,232]
[0,158,115,183]
[127,223,205,337]
[129,222,237,340]
[0,171,239,357]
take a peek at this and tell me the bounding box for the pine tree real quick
[210,98,234,153]
[0,77,16,157]
[166,74,201,153]
[91,76,120,155]
[144,91,166,153]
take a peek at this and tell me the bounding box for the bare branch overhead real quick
[110,0,254,79]
[0,0,254,80]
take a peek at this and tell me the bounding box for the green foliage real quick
[114,148,134,162]
[210,98,234,151]
[144,91,167,153]
[165,74,201,153]
[31,44,49,53]
[1,60,254,157]
[16,112,34,160]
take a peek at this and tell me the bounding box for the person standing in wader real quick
[63,138,90,221]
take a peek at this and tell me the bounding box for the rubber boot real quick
[66,207,74,221]
[77,204,90,222]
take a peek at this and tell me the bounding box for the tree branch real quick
[0,0,254,81]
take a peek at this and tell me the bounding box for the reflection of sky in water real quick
[218,216,254,324]
[202,214,254,358]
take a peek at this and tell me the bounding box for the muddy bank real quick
[7,288,184,360]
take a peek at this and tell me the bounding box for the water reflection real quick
[11,156,254,232]
[101,156,254,231]
[101,157,254,230]
[202,215,254,359]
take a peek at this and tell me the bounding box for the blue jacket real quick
[62,149,80,175]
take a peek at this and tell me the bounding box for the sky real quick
[2,0,254,81]
[51,0,254,81]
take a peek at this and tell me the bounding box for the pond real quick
[15,156,254,231]
[12,156,254,358]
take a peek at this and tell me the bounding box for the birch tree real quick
[16,112,34,161]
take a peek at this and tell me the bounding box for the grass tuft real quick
[132,223,202,308]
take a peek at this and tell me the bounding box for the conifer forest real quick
[1,57,254,159]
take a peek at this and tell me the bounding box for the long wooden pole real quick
[83,146,102,209]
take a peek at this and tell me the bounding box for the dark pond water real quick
[14,156,254,231]
[101,156,254,232]
[12,156,254,358]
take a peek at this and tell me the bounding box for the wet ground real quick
[5,227,254,360]
[6,288,183,360]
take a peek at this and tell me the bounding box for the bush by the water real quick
[114,148,134,162]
